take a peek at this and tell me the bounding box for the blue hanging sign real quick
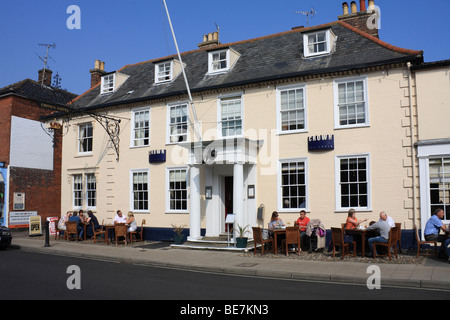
[149,150,166,163]
[308,134,335,151]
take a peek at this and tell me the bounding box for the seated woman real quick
[126,212,137,233]
[268,211,285,230]
[86,210,101,238]
[344,209,368,253]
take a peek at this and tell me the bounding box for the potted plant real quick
[234,224,250,248]
[171,224,186,244]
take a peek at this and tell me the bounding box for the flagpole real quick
[162,0,202,146]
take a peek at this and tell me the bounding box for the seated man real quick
[295,210,310,250]
[424,208,447,258]
[68,211,84,239]
[113,210,127,224]
[366,213,391,256]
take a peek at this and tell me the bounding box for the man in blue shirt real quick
[424,208,447,257]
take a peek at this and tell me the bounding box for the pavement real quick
[8,230,450,291]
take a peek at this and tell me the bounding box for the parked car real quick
[0,226,12,249]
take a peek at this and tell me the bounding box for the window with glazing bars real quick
[221,97,242,137]
[168,169,187,211]
[78,123,93,153]
[339,156,368,208]
[281,161,307,209]
[73,174,83,208]
[429,157,450,220]
[132,171,148,211]
[86,174,96,208]
[169,104,188,143]
[280,87,305,132]
[337,80,367,126]
[133,110,150,147]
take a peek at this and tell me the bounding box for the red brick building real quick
[0,69,77,228]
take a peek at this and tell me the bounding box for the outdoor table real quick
[103,224,115,244]
[273,228,286,255]
[103,224,130,244]
[344,228,377,257]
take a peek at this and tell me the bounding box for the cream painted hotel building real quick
[55,2,449,243]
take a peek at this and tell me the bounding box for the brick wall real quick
[0,95,63,225]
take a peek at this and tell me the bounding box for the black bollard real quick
[44,220,51,247]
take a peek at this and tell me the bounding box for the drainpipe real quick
[407,62,417,229]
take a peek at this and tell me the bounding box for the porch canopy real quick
[181,137,263,240]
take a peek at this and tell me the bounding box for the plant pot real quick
[236,237,248,248]
[173,234,185,245]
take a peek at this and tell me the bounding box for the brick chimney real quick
[198,31,221,49]
[338,0,379,38]
[38,68,53,86]
[89,59,106,88]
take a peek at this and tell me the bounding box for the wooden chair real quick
[115,223,128,245]
[395,222,402,253]
[92,221,106,243]
[66,221,79,241]
[331,227,356,259]
[252,227,274,255]
[54,219,63,240]
[414,225,438,258]
[129,219,145,244]
[373,227,399,260]
[282,226,301,256]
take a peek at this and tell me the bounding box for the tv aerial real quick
[36,42,56,85]
[295,7,317,27]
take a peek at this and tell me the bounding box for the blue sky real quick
[1,0,449,95]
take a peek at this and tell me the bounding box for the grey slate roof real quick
[0,78,78,106]
[72,21,423,110]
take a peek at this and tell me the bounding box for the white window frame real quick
[155,61,173,83]
[85,173,97,209]
[130,169,150,213]
[335,154,371,212]
[276,83,308,134]
[277,158,309,213]
[303,30,331,57]
[217,93,244,138]
[208,49,230,74]
[166,167,189,213]
[78,123,93,154]
[131,107,151,148]
[418,143,450,238]
[101,74,115,94]
[166,102,189,144]
[334,76,369,129]
[73,174,83,209]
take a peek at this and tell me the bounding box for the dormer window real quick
[155,61,173,83]
[101,74,115,94]
[303,29,336,57]
[209,49,229,73]
[207,48,240,75]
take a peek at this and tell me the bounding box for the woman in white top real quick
[126,212,137,232]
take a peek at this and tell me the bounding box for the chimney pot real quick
[90,59,107,88]
[368,0,375,11]
[360,0,366,11]
[351,1,357,13]
[198,30,221,48]
[342,2,349,15]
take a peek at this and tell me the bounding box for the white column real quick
[233,163,244,239]
[189,165,201,240]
